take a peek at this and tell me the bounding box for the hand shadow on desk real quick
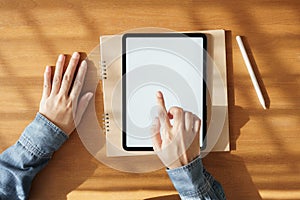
[29,133,98,200]
[144,153,262,200]
[203,153,263,200]
[144,152,263,200]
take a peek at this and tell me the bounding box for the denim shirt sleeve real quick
[167,156,226,200]
[0,112,68,200]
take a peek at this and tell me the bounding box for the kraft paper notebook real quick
[100,29,230,157]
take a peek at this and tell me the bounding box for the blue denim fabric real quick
[0,113,68,200]
[0,112,225,200]
[167,156,226,200]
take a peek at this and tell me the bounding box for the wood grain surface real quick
[0,0,299,199]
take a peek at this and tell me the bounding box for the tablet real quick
[122,33,207,151]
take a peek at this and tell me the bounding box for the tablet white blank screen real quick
[125,36,205,148]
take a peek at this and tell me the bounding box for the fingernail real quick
[81,60,87,67]
[72,52,80,59]
[46,66,51,72]
[156,91,162,98]
[58,54,64,61]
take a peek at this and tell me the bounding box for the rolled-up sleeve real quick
[167,156,226,200]
[0,113,68,200]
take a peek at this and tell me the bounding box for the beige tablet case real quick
[100,29,230,157]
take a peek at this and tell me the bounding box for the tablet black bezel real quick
[122,32,207,151]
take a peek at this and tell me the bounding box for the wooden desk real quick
[0,0,299,199]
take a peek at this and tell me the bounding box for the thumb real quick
[151,117,162,151]
[75,92,93,125]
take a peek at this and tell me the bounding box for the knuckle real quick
[185,111,193,119]
[158,109,165,118]
[63,75,71,83]
[69,93,76,100]
[56,94,65,103]
[74,80,82,88]
[53,75,61,84]
[171,106,183,115]
[185,111,192,116]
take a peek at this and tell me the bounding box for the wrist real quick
[18,113,68,158]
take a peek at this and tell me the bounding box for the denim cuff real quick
[18,112,68,158]
[167,156,207,197]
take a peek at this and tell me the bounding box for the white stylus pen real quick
[236,36,267,109]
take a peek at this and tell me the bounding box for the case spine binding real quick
[102,113,110,133]
[100,60,107,80]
